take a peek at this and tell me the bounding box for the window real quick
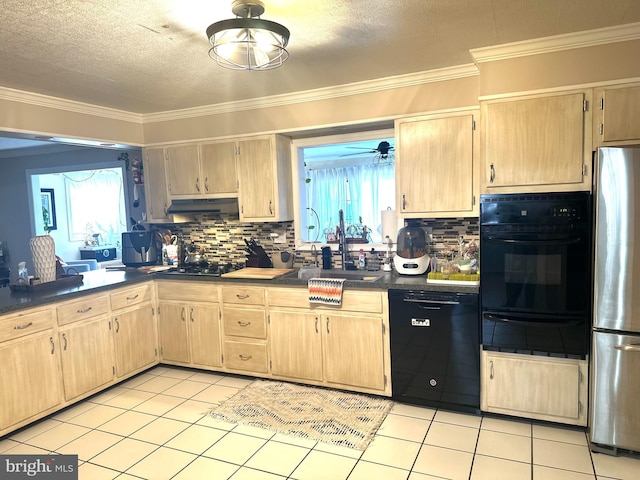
[64,168,127,246]
[294,129,395,246]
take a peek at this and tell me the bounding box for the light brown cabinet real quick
[395,111,478,217]
[110,283,158,378]
[481,350,587,426]
[200,141,238,196]
[268,287,390,395]
[236,135,293,222]
[57,294,114,401]
[269,310,323,382]
[481,90,592,193]
[593,83,640,147]
[0,306,62,434]
[142,147,172,223]
[165,144,201,197]
[221,285,268,374]
[59,316,114,401]
[157,281,223,368]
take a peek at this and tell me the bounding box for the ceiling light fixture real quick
[206,1,290,71]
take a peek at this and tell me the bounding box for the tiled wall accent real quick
[160,215,479,269]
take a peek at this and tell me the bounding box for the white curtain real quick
[65,169,126,246]
[305,163,395,243]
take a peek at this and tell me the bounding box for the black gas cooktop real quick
[162,262,244,277]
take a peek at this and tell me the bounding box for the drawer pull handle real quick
[126,294,139,301]
[77,306,92,314]
[237,321,251,327]
[236,294,250,300]
[181,308,186,322]
[315,317,319,334]
[14,322,34,330]
[50,337,55,354]
[115,318,120,333]
[489,360,494,380]
[190,308,195,322]
[62,333,68,351]
[239,354,253,361]
[326,317,330,334]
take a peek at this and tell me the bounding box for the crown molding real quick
[143,64,479,123]
[0,86,143,124]
[471,21,640,64]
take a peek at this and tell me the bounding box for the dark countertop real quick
[0,269,152,315]
[0,268,478,315]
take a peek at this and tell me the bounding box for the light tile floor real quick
[1,365,639,480]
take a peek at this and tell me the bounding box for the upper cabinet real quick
[395,111,478,217]
[593,83,640,147]
[236,135,293,222]
[142,147,172,223]
[165,143,238,199]
[481,90,592,193]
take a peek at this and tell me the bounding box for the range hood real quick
[166,198,238,214]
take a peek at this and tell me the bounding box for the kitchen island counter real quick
[0,269,152,315]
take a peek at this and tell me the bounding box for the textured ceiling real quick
[1,0,640,116]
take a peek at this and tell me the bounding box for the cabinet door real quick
[270,310,323,381]
[0,331,62,430]
[483,92,587,190]
[323,314,385,391]
[166,145,201,196]
[113,305,158,377]
[598,84,640,144]
[237,138,275,219]
[396,114,475,216]
[143,148,171,223]
[482,352,586,425]
[59,316,114,401]
[190,304,222,367]
[158,302,190,363]
[200,142,238,196]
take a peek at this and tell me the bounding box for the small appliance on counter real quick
[393,222,430,275]
[122,231,159,267]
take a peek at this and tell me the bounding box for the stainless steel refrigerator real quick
[591,146,640,453]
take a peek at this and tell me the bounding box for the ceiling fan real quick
[340,140,394,165]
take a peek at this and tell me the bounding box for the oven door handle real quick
[483,313,583,328]
[403,299,460,305]
[483,236,583,246]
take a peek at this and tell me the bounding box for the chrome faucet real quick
[338,209,348,270]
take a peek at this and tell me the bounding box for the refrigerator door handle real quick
[614,343,640,352]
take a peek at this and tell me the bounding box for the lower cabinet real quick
[481,350,588,426]
[268,287,390,396]
[156,281,223,369]
[59,315,114,401]
[0,327,63,434]
[221,285,268,375]
[269,311,323,381]
[112,304,158,378]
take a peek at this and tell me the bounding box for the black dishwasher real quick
[388,290,480,413]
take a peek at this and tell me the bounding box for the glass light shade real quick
[207,18,289,70]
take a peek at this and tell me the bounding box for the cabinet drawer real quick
[224,308,266,339]
[0,308,55,343]
[111,283,152,310]
[222,286,265,305]
[57,296,109,326]
[157,281,219,302]
[269,287,382,313]
[224,340,268,373]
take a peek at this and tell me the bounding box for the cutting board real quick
[221,267,295,280]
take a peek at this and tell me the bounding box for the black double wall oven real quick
[479,192,592,359]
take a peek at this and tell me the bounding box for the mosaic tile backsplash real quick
[159,214,479,270]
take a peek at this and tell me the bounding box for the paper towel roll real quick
[381,209,398,243]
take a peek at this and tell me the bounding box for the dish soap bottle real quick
[358,249,366,270]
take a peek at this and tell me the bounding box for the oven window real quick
[481,235,587,315]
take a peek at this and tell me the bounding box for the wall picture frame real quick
[40,188,57,231]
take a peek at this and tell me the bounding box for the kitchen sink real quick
[291,268,386,282]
